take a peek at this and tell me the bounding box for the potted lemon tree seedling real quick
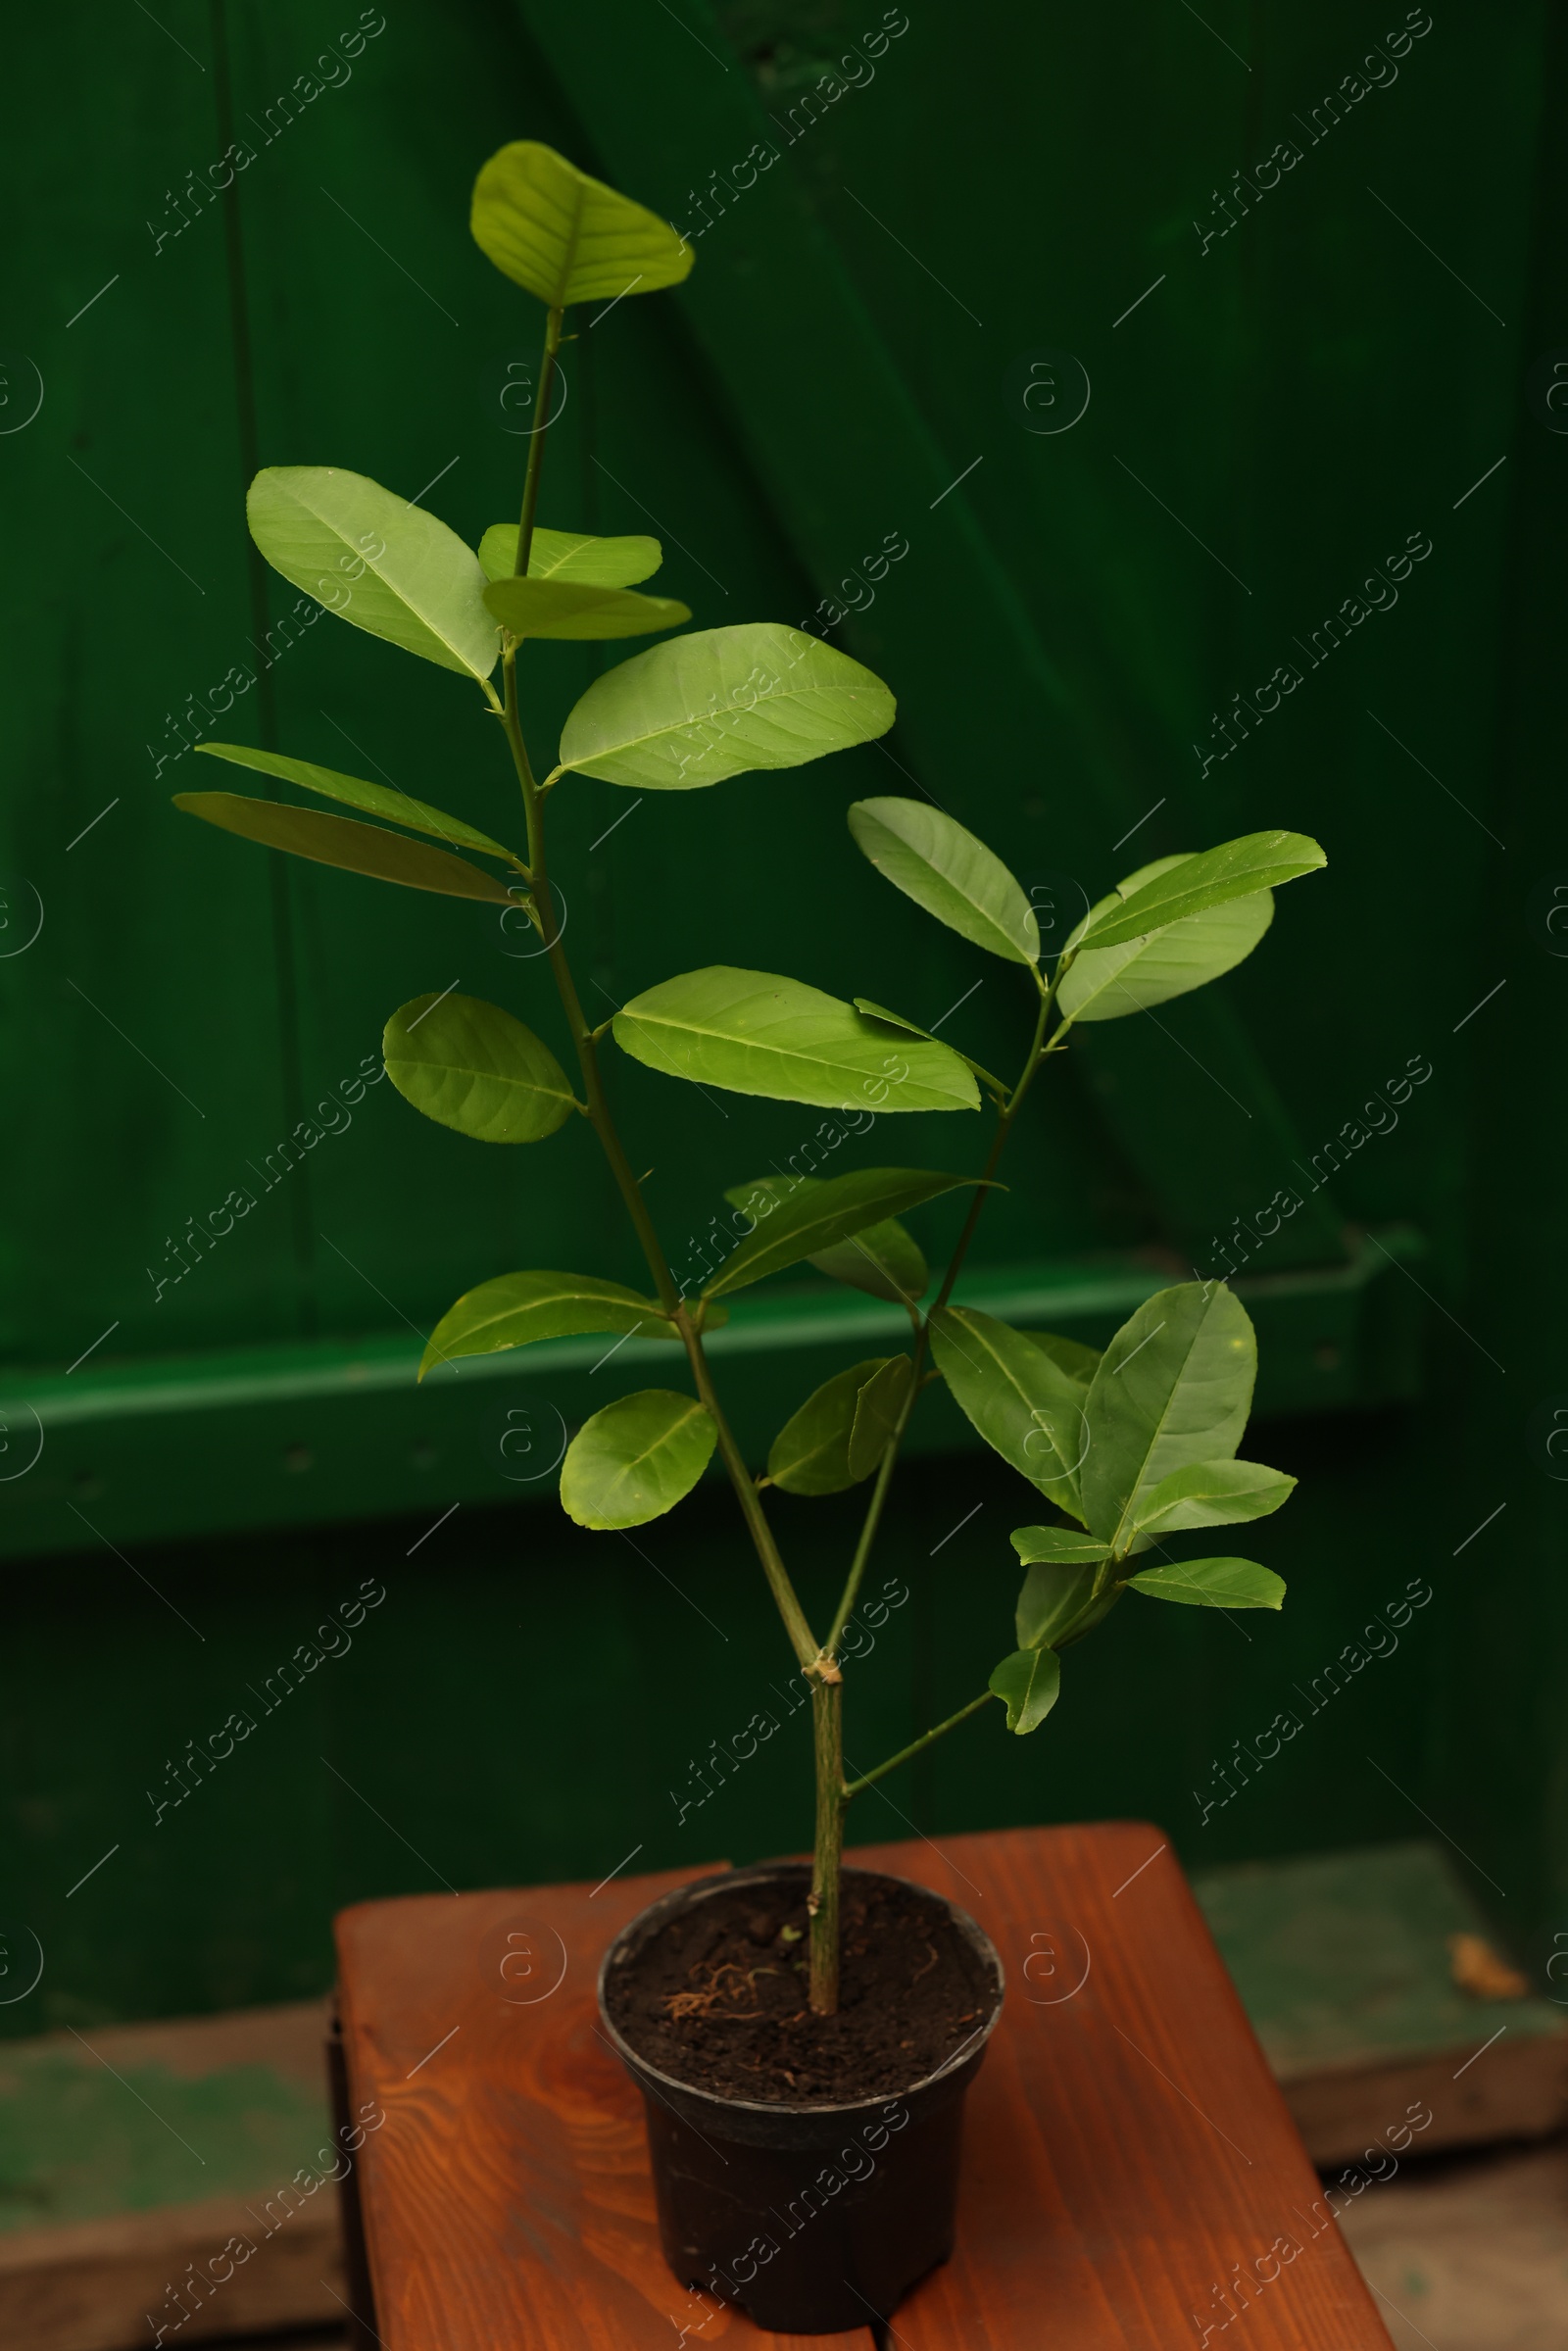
[173,140,1322,2333]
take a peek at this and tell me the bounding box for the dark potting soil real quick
[605,1872,997,2103]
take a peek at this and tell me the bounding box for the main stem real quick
[498,308,820,1692]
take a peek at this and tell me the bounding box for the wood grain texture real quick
[335,1827,1393,2348]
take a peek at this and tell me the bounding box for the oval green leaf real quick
[420,1270,664,1381]
[1079,1284,1256,1546]
[613,968,980,1115]
[848,1355,914,1481]
[559,624,895,790]
[384,994,576,1145]
[723,1175,928,1307]
[194,743,516,862]
[561,1389,715,1530]
[478,523,662,587]
[1010,1527,1111,1565]
[247,466,497,679]
[1060,873,1274,1025]
[989,1645,1061,1735]
[1131,1457,1297,1537]
[471,141,693,308]
[1080,831,1324,952]
[929,1305,1089,1518]
[484,574,690,642]
[767,1358,894,1495]
[848,799,1039,964]
[1125,1556,1286,1610]
[1013,1564,1111,1654]
[707,1166,975,1299]
[173,793,514,904]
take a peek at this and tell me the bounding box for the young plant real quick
[173,143,1323,2015]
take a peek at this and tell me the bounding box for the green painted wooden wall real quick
[1,0,1562,2033]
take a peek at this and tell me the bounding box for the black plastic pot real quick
[597,1862,1004,2334]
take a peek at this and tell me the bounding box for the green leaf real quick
[853,999,935,1039]
[558,624,895,790]
[722,1176,928,1307]
[1013,1565,1102,1652]
[1078,1284,1256,1546]
[848,799,1039,964]
[848,1356,914,1481]
[809,1218,928,1307]
[247,466,497,680]
[420,1270,663,1381]
[1132,1457,1297,1536]
[1010,1527,1112,1564]
[1079,831,1324,952]
[173,793,514,904]
[194,743,515,862]
[707,1166,975,1298]
[768,1358,894,1494]
[470,141,693,308]
[1060,858,1274,1026]
[478,523,662,586]
[561,1390,715,1530]
[1025,1331,1102,1387]
[989,1645,1062,1735]
[929,1306,1089,1517]
[483,575,690,642]
[613,968,980,1114]
[383,994,576,1145]
[1126,1557,1286,1610]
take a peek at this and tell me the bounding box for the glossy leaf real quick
[1025,1331,1102,1387]
[1126,1556,1286,1610]
[247,466,497,680]
[471,140,693,308]
[1132,1457,1297,1537]
[419,1269,663,1381]
[173,793,514,904]
[990,1645,1062,1735]
[384,994,576,1145]
[707,1166,975,1298]
[848,799,1039,964]
[613,968,980,1114]
[483,574,690,642]
[1060,857,1274,1024]
[1080,830,1324,952]
[723,1175,928,1307]
[477,522,662,586]
[929,1305,1089,1516]
[194,743,515,862]
[560,1389,715,1530]
[1010,1527,1112,1565]
[558,624,895,790]
[1015,1564,1101,1652]
[767,1358,894,1495]
[1079,1284,1255,1545]
[848,1355,914,1481]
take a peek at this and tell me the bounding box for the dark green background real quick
[1,0,1562,2033]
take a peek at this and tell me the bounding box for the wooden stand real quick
[333,1823,1394,2346]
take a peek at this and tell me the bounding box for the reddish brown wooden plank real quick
[844,1824,1395,2349]
[335,1827,1394,2348]
[333,1865,869,2349]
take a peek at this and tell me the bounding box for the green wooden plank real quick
[0,1230,1423,1558]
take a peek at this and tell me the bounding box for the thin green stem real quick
[808,1681,845,2013]
[842,1692,997,1800]
[514,306,564,576]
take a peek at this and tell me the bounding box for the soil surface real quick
[605,1870,998,2103]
